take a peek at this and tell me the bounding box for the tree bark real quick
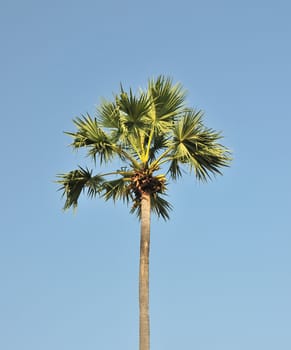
[139,192,151,350]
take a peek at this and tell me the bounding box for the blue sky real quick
[0,0,290,349]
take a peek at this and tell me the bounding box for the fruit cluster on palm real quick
[57,76,231,350]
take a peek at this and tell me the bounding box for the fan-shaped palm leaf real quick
[66,114,116,163]
[147,76,186,130]
[169,109,231,181]
[101,177,132,203]
[57,167,104,209]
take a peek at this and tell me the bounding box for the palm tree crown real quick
[57,75,231,219]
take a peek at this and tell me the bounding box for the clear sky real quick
[0,0,290,349]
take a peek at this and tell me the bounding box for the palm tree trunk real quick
[139,192,151,350]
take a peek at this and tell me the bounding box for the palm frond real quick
[167,158,183,180]
[117,88,151,132]
[169,109,231,181]
[97,99,120,130]
[147,75,186,132]
[101,177,132,203]
[150,193,172,220]
[86,173,105,198]
[56,167,104,209]
[66,114,118,164]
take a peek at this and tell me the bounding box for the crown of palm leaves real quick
[57,75,231,220]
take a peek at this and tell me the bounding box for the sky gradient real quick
[0,0,290,349]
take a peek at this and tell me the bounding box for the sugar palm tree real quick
[57,76,231,350]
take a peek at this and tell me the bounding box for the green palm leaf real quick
[169,109,231,181]
[148,76,186,130]
[150,193,172,220]
[66,114,116,164]
[56,167,104,209]
[101,177,132,203]
[97,99,120,130]
[167,158,183,180]
[117,88,151,132]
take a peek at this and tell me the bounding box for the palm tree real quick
[56,75,231,350]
